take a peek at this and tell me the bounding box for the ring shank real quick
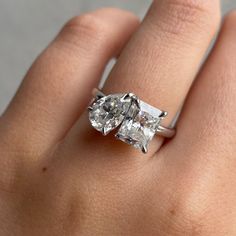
[92,88,105,98]
[156,125,175,138]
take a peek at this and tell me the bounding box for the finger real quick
[156,14,236,232]
[0,8,139,156]
[72,0,220,156]
[168,11,236,164]
[104,0,220,122]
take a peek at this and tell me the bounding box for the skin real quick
[0,0,236,235]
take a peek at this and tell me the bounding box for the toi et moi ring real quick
[88,88,176,154]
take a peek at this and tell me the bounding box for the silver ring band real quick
[156,125,175,138]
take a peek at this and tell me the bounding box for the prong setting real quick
[88,106,93,111]
[142,145,148,154]
[159,111,168,118]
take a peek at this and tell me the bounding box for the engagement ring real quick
[88,89,175,153]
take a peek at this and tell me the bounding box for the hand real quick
[1,1,236,235]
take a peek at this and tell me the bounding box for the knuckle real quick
[153,0,220,36]
[66,14,105,35]
[164,0,212,12]
[60,14,111,48]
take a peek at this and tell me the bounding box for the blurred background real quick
[0,0,235,114]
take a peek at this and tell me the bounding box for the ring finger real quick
[71,0,221,157]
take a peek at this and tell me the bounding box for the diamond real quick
[89,94,131,135]
[116,100,162,153]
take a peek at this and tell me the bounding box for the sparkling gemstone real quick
[116,100,162,153]
[89,94,131,135]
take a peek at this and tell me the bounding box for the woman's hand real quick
[1,0,236,235]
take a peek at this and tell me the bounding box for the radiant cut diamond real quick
[116,100,163,153]
[89,94,131,135]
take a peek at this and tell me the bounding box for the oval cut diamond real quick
[89,94,131,135]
